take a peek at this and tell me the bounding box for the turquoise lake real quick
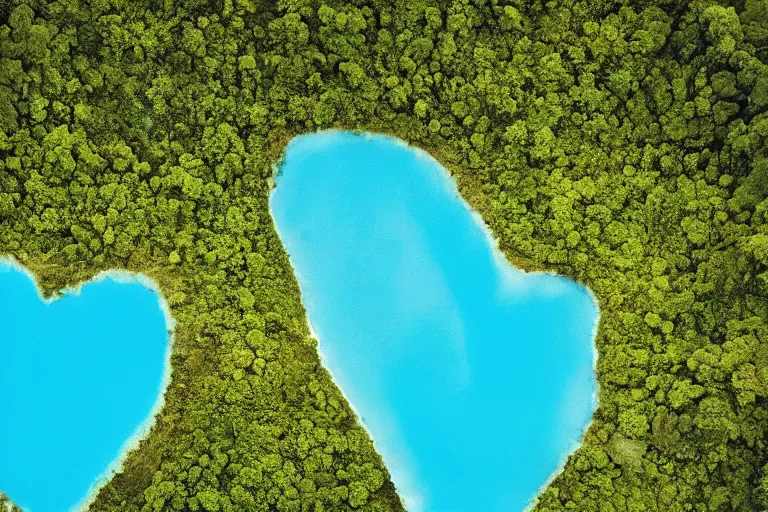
[270,131,599,511]
[0,264,169,512]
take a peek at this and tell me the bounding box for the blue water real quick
[0,265,169,512]
[270,131,598,512]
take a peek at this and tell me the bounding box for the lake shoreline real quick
[0,256,176,512]
[270,130,600,511]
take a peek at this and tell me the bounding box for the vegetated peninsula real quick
[0,1,766,512]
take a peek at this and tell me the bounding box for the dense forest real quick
[1,0,767,510]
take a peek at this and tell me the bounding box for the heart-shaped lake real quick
[0,262,170,512]
[270,131,599,511]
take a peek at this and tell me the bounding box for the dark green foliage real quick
[1,0,767,511]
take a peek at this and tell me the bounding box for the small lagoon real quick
[0,262,170,512]
[270,131,599,511]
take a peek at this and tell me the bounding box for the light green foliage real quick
[0,491,22,512]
